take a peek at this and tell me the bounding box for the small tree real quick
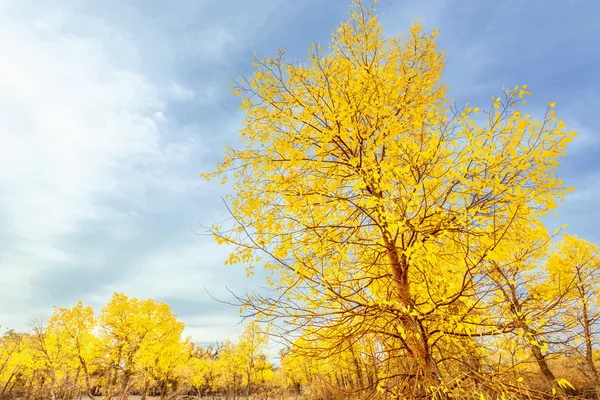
[547,234,600,396]
[48,301,98,400]
[237,321,268,399]
[98,293,185,400]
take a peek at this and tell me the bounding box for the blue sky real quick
[0,0,599,347]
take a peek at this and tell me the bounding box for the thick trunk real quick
[384,235,441,387]
[529,341,572,399]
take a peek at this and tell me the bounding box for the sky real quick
[0,0,599,352]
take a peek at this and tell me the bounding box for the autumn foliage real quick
[3,1,597,400]
[202,0,599,399]
[0,295,281,400]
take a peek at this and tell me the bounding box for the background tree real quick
[27,317,72,400]
[47,301,99,400]
[216,339,244,399]
[0,330,28,399]
[546,234,600,397]
[98,293,185,400]
[482,223,575,398]
[237,321,268,400]
[0,302,283,400]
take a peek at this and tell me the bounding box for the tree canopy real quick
[202,1,595,399]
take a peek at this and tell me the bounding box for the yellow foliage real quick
[204,0,575,396]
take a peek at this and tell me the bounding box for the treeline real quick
[0,293,289,400]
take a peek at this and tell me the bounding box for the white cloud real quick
[167,82,196,102]
[184,316,243,344]
[0,0,263,338]
[2,0,596,353]
[106,240,225,299]
[0,1,198,324]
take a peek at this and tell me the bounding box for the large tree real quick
[203,0,575,397]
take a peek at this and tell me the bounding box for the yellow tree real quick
[192,342,224,397]
[47,301,99,400]
[135,336,190,399]
[215,340,244,397]
[482,223,576,398]
[0,330,28,399]
[178,342,209,397]
[546,234,600,396]
[237,321,268,399]
[98,293,185,400]
[203,0,575,396]
[280,346,308,396]
[282,333,368,399]
[27,316,78,400]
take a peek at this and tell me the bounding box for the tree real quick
[47,301,99,400]
[0,330,28,399]
[483,223,575,398]
[237,321,268,399]
[98,293,185,400]
[546,234,600,396]
[0,297,290,400]
[203,0,575,397]
[216,340,245,398]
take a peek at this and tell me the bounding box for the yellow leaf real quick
[556,378,575,390]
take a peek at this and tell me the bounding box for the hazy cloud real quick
[0,0,598,345]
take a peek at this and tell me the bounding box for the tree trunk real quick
[6,375,18,398]
[160,378,168,400]
[49,374,57,400]
[72,365,81,400]
[25,370,36,400]
[384,235,442,387]
[141,379,150,400]
[105,365,119,400]
[119,369,133,400]
[0,371,15,396]
[529,341,572,399]
[79,356,96,400]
